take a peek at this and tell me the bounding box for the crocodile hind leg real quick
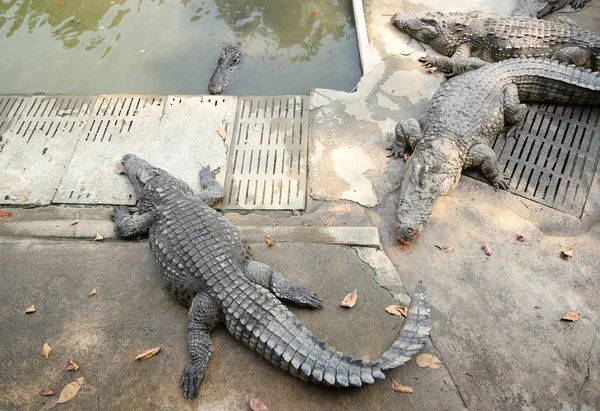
[197,165,224,206]
[242,260,323,308]
[387,118,422,158]
[502,83,528,139]
[466,144,510,190]
[552,46,593,69]
[181,292,221,399]
[111,208,156,238]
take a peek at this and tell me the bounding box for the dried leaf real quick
[310,10,317,18]
[88,288,97,297]
[0,210,12,217]
[94,234,103,241]
[265,235,274,247]
[561,245,574,260]
[42,342,52,359]
[416,353,443,370]
[385,305,409,317]
[62,359,80,371]
[39,388,56,396]
[340,290,358,308]
[392,379,414,393]
[324,216,335,227]
[58,1,64,7]
[435,245,454,253]
[560,311,580,322]
[114,161,125,174]
[25,305,36,314]
[250,398,269,411]
[217,127,227,140]
[135,346,161,360]
[71,219,79,225]
[481,244,492,256]
[57,377,84,404]
[516,233,526,242]
[79,185,85,191]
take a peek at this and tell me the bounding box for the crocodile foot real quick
[180,361,207,399]
[490,175,511,190]
[110,207,129,222]
[386,141,406,159]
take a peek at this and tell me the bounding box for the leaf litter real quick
[25,305,36,314]
[435,245,454,253]
[250,398,269,411]
[39,388,56,396]
[560,311,580,322]
[324,215,335,227]
[416,353,443,369]
[265,235,274,247]
[62,359,80,371]
[42,342,52,359]
[340,290,358,308]
[135,346,161,360]
[385,305,409,317]
[392,379,414,393]
[57,377,84,404]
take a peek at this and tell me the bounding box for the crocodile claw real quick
[180,361,207,399]
[110,207,129,222]
[199,165,218,178]
[418,56,435,68]
[492,175,511,190]
[386,142,406,159]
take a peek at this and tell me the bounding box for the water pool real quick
[0,0,362,95]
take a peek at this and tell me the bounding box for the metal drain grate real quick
[220,95,309,210]
[466,103,600,217]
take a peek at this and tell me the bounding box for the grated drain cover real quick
[220,96,309,210]
[466,103,600,217]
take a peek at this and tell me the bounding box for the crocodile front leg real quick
[466,144,510,190]
[503,83,528,139]
[181,292,221,399]
[418,43,472,73]
[198,165,225,206]
[111,208,156,238]
[242,260,323,308]
[387,118,422,158]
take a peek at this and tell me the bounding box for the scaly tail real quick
[222,280,431,387]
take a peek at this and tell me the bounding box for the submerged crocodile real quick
[388,58,600,244]
[208,43,243,95]
[112,154,431,399]
[537,0,590,18]
[391,11,600,74]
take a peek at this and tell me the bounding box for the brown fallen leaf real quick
[340,290,358,308]
[435,245,454,253]
[62,359,80,371]
[265,235,274,247]
[385,305,409,317]
[392,379,414,394]
[71,219,79,225]
[79,185,85,191]
[250,398,269,411]
[481,244,492,256]
[217,127,227,140]
[561,245,574,260]
[560,311,580,322]
[39,388,56,396]
[516,233,526,242]
[25,305,36,314]
[0,210,12,217]
[94,234,104,241]
[58,1,64,7]
[135,346,161,360]
[57,377,84,404]
[324,215,335,227]
[114,161,125,174]
[42,342,52,359]
[416,353,443,370]
[88,288,97,297]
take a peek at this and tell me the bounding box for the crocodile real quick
[388,58,600,244]
[208,43,243,95]
[391,11,600,74]
[537,0,591,18]
[111,154,431,399]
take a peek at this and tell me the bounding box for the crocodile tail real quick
[222,280,430,388]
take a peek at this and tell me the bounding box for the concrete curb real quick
[0,206,381,248]
[352,0,374,74]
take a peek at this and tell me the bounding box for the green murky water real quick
[0,0,361,95]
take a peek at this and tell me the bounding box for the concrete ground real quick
[1,1,600,410]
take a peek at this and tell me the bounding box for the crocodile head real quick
[208,43,243,95]
[395,146,462,245]
[391,11,480,54]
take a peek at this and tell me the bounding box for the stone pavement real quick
[1,0,600,410]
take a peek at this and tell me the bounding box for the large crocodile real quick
[111,154,431,399]
[537,0,590,18]
[208,43,243,95]
[391,11,600,74]
[388,58,600,244]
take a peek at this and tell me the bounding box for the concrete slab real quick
[0,238,464,411]
[53,95,236,206]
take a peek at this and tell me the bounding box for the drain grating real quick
[466,103,600,217]
[220,95,309,210]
